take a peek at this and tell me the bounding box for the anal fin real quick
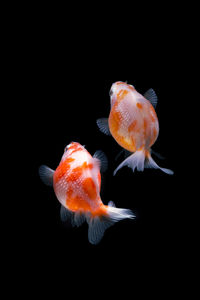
[60,205,85,227]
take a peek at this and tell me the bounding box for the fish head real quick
[109,81,135,107]
[64,142,84,153]
[61,142,85,161]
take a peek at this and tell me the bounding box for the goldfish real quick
[39,142,134,244]
[97,81,173,175]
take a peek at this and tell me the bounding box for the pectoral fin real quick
[144,89,158,108]
[39,165,54,186]
[96,118,111,136]
[93,150,108,172]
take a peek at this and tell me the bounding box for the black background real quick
[7,9,187,296]
[26,69,181,287]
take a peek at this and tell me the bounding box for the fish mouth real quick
[64,141,75,151]
[64,141,83,152]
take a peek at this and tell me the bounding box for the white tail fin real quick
[113,150,173,175]
[145,155,174,175]
[113,150,145,175]
[87,202,135,245]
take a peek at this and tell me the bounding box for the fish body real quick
[53,142,104,217]
[109,82,159,152]
[39,142,134,244]
[97,81,173,175]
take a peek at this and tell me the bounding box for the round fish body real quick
[109,82,159,152]
[39,141,134,244]
[96,81,173,175]
[53,142,104,217]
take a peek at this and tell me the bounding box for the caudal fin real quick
[145,155,174,175]
[87,202,135,245]
[113,150,173,175]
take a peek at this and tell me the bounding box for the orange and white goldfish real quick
[39,142,134,244]
[97,81,173,175]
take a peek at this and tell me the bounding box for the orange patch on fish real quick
[137,103,143,109]
[82,162,93,169]
[109,108,123,133]
[130,136,136,150]
[98,172,101,188]
[66,157,75,163]
[67,194,91,212]
[117,90,129,102]
[145,149,150,158]
[114,110,123,124]
[143,118,148,140]
[150,127,158,145]
[144,118,147,130]
[54,158,75,183]
[128,120,137,132]
[153,128,157,137]
[82,177,97,200]
[68,166,83,182]
[109,106,137,152]
[92,203,108,217]
[150,106,157,122]
[67,161,93,183]
[66,186,73,198]
[69,143,83,154]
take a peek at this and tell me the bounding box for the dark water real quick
[27,77,181,269]
[10,42,185,296]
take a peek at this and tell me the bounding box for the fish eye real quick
[64,144,71,152]
[109,89,113,97]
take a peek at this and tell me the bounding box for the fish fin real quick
[96,118,111,136]
[108,201,116,207]
[38,165,54,186]
[73,211,85,227]
[115,149,131,161]
[93,150,108,172]
[151,149,165,160]
[87,205,135,245]
[113,149,173,175]
[115,149,124,161]
[145,153,174,175]
[60,205,74,222]
[144,89,158,108]
[113,150,146,175]
[60,205,85,227]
